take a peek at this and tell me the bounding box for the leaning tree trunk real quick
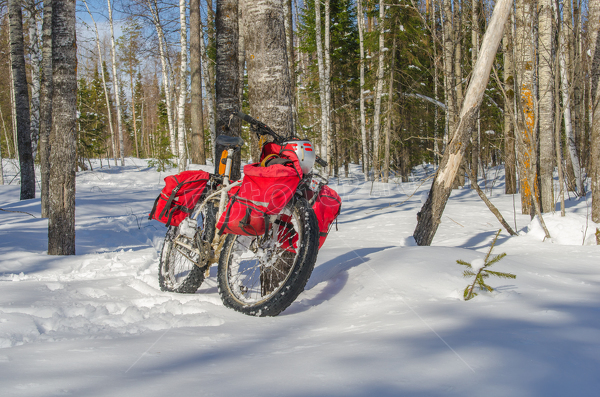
[39,0,52,218]
[245,0,293,137]
[215,0,241,180]
[48,0,77,255]
[413,0,512,246]
[177,0,188,171]
[8,0,36,200]
[588,0,600,233]
[107,0,125,166]
[190,0,206,164]
[538,0,554,213]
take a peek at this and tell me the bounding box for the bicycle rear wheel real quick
[159,202,217,293]
[217,198,319,316]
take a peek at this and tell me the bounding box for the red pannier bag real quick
[216,159,302,236]
[312,185,341,249]
[149,170,210,227]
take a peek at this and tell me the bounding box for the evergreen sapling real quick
[458,229,516,300]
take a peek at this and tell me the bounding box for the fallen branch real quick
[0,208,38,218]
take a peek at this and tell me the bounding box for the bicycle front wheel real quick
[217,198,319,316]
[159,202,217,293]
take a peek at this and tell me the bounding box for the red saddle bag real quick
[149,170,210,227]
[312,185,342,249]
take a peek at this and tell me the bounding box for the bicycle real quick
[158,111,330,316]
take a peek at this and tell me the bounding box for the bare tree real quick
[25,0,41,160]
[589,0,600,236]
[48,0,77,255]
[107,0,125,166]
[503,5,517,195]
[39,0,52,217]
[357,0,368,179]
[190,0,206,164]
[372,0,385,181]
[8,0,36,200]
[177,0,188,171]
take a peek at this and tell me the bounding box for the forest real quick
[1,0,599,246]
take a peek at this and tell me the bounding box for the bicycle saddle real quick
[216,135,244,149]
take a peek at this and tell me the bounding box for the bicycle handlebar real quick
[233,111,283,142]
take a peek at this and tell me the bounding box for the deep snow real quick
[1,158,599,397]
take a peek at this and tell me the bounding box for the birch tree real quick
[8,0,35,200]
[190,0,206,164]
[372,0,385,181]
[413,0,512,246]
[538,0,554,212]
[177,0,188,171]
[48,0,77,255]
[589,0,600,233]
[357,0,368,179]
[107,0,125,166]
[25,0,41,159]
[314,0,328,173]
[503,6,517,195]
[199,13,216,160]
[39,0,51,217]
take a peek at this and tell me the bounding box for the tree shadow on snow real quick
[283,246,394,316]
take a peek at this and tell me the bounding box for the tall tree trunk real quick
[383,32,396,184]
[515,0,536,215]
[215,0,241,180]
[245,0,293,137]
[357,0,368,180]
[9,0,36,200]
[413,0,512,246]
[558,1,583,197]
[107,0,125,166]
[48,0,77,255]
[190,0,206,164]
[40,0,52,218]
[324,0,332,174]
[198,16,216,161]
[372,0,385,181]
[432,2,440,164]
[453,0,466,188]
[503,7,517,195]
[589,0,600,230]
[314,0,328,172]
[442,0,456,154]
[177,0,188,171]
[26,0,41,160]
[538,0,554,213]
[284,0,296,134]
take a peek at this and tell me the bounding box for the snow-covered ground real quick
[1,158,599,396]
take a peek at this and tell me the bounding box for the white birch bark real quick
[107,0,125,166]
[147,0,177,157]
[357,0,368,179]
[82,0,117,166]
[26,1,41,160]
[315,0,327,170]
[324,0,332,173]
[538,0,554,212]
[177,0,188,171]
[372,0,385,181]
[558,13,583,196]
[199,18,216,161]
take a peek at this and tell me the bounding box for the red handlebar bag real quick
[217,162,301,236]
[149,170,210,227]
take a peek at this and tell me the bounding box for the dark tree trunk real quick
[48,0,77,255]
[190,0,206,164]
[589,0,600,231]
[9,0,35,200]
[215,0,241,180]
[413,0,512,246]
[40,0,53,218]
[244,0,293,137]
